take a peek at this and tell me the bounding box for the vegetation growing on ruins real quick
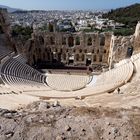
[113,28,134,36]
[11,25,33,41]
[83,27,134,36]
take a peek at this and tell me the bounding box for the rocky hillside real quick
[0,101,140,140]
[103,3,140,28]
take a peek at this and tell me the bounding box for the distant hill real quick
[103,3,140,28]
[0,5,21,13]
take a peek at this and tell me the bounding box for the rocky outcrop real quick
[0,9,17,52]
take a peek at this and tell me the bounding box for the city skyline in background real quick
[0,0,140,10]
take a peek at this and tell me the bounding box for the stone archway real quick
[87,37,92,46]
[39,36,44,45]
[62,36,66,45]
[75,36,80,45]
[75,54,79,61]
[68,36,74,47]
[50,36,55,45]
[81,54,85,61]
[86,54,92,66]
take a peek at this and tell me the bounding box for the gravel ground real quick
[0,101,140,140]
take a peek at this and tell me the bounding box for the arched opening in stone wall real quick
[35,48,37,53]
[62,36,66,45]
[68,54,74,65]
[81,54,85,61]
[99,55,103,62]
[38,48,41,55]
[28,40,34,51]
[0,23,4,34]
[87,37,92,46]
[75,54,79,61]
[50,36,55,45]
[60,48,62,53]
[33,55,36,64]
[79,49,82,53]
[100,35,105,46]
[58,53,62,61]
[55,48,58,52]
[37,58,41,63]
[43,53,45,60]
[93,55,96,62]
[47,52,50,61]
[38,48,41,59]
[51,52,54,61]
[38,48,41,52]
[84,49,87,53]
[68,36,74,47]
[63,54,66,61]
[39,36,44,45]
[52,53,57,63]
[45,48,47,52]
[35,48,41,64]
[86,55,92,66]
[76,36,80,45]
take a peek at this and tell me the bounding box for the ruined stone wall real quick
[24,31,112,67]
[134,22,140,54]
[24,22,140,68]
[0,8,17,52]
[110,22,140,63]
[111,35,134,62]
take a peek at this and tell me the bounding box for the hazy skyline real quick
[0,0,140,10]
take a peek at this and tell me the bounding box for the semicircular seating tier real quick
[131,53,140,73]
[0,49,12,61]
[13,54,27,64]
[47,74,91,91]
[93,59,133,87]
[0,57,47,90]
[25,59,134,98]
[113,53,140,96]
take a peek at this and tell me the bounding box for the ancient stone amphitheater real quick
[0,48,137,109]
[0,9,140,111]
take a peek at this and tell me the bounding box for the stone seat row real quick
[26,59,134,98]
[1,74,47,90]
[0,49,12,61]
[93,59,133,87]
[47,74,90,91]
[1,58,46,83]
[131,53,140,73]
[13,54,27,64]
[0,57,47,89]
[115,53,140,96]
